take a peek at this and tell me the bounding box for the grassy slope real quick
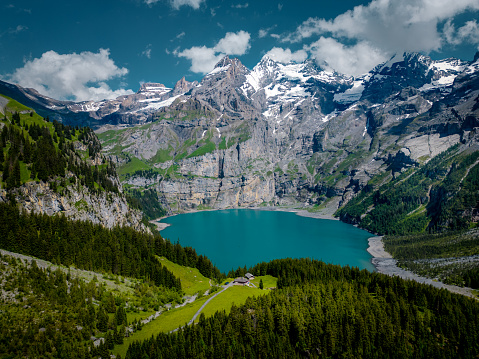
[157,256,211,296]
[113,274,277,358]
[198,285,269,318]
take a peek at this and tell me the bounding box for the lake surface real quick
[159,209,375,273]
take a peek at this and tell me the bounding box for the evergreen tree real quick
[97,306,108,332]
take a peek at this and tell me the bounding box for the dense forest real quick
[126,258,479,359]
[0,202,225,289]
[126,188,167,221]
[1,111,118,194]
[337,145,479,235]
[384,229,479,288]
[337,144,479,286]
[0,251,184,359]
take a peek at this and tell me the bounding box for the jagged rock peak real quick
[253,55,280,75]
[173,76,195,94]
[214,55,244,69]
[205,56,249,79]
[258,55,279,67]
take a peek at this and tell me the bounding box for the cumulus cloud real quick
[177,31,251,74]
[177,46,223,73]
[7,49,133,102]
[264,47,308,64]
[286,0,479,51]
[282,0,479,75]
[214,31,250,55]
[308,38,388,76]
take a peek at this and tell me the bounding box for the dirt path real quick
[187,284,231,325]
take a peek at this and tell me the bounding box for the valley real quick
[1,50,479,358]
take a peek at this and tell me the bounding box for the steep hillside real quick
[0,94,144,230]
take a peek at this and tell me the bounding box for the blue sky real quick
[1,0,478,101]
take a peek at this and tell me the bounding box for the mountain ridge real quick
[2,51,479,219]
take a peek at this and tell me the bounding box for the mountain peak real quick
[204,56,249,80]
[173,76,195,94]
[258,55,278,66]
[214,56,244,69]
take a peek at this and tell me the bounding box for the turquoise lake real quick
[159,209,375,273]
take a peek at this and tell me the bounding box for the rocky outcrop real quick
[0,178,146,231]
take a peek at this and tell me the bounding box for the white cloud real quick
[214,31,250,55]
[177,31,251,74]
[258,29,268,38]
[177,46,223,73]
[170,0,204,9]
[264,47,308,63]
[258,25,277,39]
[282,0,479,76]
[1,25,28,37]
[308,37,388,76]
[7,49,133,102]
[144,0,204,9]
[444,20,479,45]
[286,0,479,52]
[10,25,28,34]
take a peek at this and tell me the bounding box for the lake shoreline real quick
[154,204,340,229]
[154,207,476,298]
[367,236,476,299]
[155,206,373,272]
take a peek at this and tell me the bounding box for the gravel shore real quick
[368,237,477,299]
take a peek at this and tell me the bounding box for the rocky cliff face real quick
[110,53,479,213]
[0,178,145,231]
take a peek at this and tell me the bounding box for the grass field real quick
[113,296,210,358]
[117,156,152,177]
[250,275,278,289]
[197,285,268,319]
[113,275,277,357]
[157,256,211,296]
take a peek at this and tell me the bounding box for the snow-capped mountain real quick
[2,51,478,213]
[1,51,475,129]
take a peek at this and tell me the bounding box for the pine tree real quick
[97,306,109,332]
